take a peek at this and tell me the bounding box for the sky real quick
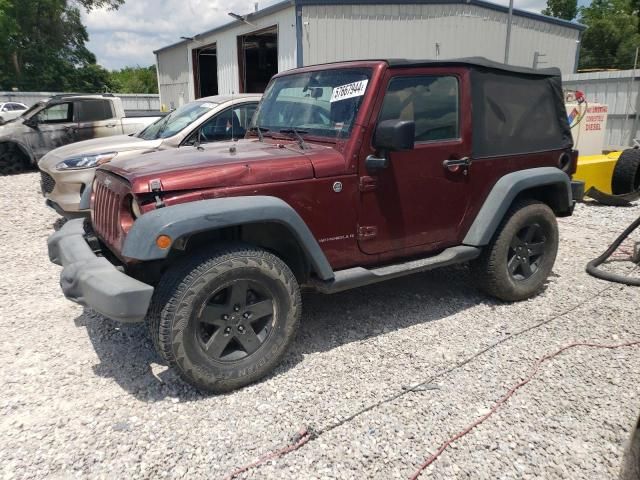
[83,0,574,70]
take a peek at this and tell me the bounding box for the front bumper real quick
[46,199,88,219]
[39,161,94,215]
[47,219,153,323]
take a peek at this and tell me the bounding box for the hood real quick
[0,118,30,140]
[38,134,162,170]
[102,138,345,194]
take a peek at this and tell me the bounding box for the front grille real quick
[40,171,55,194]
[92,172,126,248]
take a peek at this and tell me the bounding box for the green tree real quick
[0,0,123,91]
[110,66,158,94]
[578,0,640,70]
[542,0,578,21]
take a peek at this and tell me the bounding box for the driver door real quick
[25,101,78,160]
[357,68,473,255]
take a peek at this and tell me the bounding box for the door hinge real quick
[359,176,378,192]
[357,225,378,240]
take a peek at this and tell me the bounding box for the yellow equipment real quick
[573,151,621,195]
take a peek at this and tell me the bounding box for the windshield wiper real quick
[279,128,308,150]
[249,125,268,142]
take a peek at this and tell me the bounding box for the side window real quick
[379,76,459,142]
[198,104,257,142]
[37,103,73,123]
[77,99,114,122]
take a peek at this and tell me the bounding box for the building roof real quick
[154,0,585,55]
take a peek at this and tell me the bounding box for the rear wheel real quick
[147,245,301,393]
[472,200,559,302]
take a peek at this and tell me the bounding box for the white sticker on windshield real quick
[199,102,215,108]
[330,80,368,103]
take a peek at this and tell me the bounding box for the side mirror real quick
[23,116,39,128]
[373,119,415,152]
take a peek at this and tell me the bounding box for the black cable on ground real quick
[586,214,640,285]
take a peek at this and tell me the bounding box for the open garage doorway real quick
[237,26,278,93]
[193,43,218,98]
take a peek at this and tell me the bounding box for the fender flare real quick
[463,167,572,247]
[121,195,335,281]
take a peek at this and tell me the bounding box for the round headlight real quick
[131,197,142,218]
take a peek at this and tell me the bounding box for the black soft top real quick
[384,56,572,157]
[386,57,560,77]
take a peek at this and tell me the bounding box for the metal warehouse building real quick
[154,0,585,108]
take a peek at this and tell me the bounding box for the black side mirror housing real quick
[374,119,415,152]
[23,117,38,129]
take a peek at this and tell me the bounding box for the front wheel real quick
[472,200,559,302]
[147,245,301,393]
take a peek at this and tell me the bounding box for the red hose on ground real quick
[409,340,640,480]
[223,426,312,480]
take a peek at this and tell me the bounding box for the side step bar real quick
[312,245,481,294]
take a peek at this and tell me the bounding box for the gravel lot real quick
[1,171,640,479]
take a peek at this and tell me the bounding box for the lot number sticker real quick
[330,80,368,103]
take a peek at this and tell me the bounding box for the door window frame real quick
[37,102,74,124]
[364,67,471,154]
[375,74,462,147]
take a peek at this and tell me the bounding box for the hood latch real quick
[149,178,165,209]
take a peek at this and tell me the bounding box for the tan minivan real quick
[38,94,261,217]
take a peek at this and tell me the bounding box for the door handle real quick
[443,157,471,173]
[105,124,117,128]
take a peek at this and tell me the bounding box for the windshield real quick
[20,102,45,120]
[251,68,372,140]
[137,100,219,140]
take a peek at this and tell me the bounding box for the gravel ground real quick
[1,171,640,480]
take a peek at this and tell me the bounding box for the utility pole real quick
[504,0,514,64]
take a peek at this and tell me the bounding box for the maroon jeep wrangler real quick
[49,58,578,392]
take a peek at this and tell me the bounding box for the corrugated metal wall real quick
[156,42,190,109]
[156,6,296,107]
[563,70,640,150]
[301,4,579,72]
[0,92,160,110]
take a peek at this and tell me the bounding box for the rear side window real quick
[470,70,570,157]
[379,76,459,142]
[77,99,114,122]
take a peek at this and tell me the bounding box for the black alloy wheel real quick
[471,199,559,302]
[507,223,547,281]
[147,245,301,393]
[196,279,275,362]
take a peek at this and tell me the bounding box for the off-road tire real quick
[472,199,559,302]
[147,245,301,393]
[612,148,640,195]
[0,143,28,175]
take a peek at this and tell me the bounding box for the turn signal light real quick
[156,235,172,249]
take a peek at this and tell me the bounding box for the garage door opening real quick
[238,26,278,93]
[193,43,218,99]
